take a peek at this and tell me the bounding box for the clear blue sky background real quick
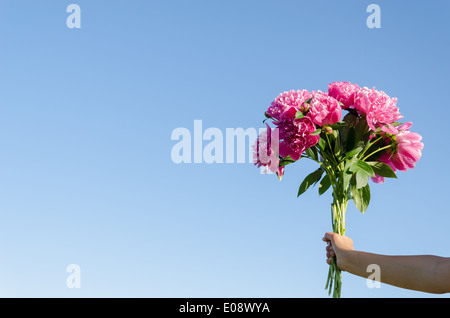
[0,0,449,298]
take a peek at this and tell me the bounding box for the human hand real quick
[322,232,354,271]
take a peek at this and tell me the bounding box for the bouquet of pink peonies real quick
[253,82,424,298]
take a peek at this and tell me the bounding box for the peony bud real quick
[323,126,333,134]
[300,102,310,113]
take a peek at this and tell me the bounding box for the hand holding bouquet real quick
[253,82,424,298]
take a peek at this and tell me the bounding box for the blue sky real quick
[0,0,449,297]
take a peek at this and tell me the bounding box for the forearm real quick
[343,251,450,294]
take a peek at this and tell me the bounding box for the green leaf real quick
[305,147,318,161]
[354,118,369,143]
[318,174,332,196]
[342,170,353,192]
[366,161,397,178]
[264,112,272,119]
[330,122,346,129]
[344,157,357,173]
[342,112,359,127]
[350,183,371,213]
[345,127,356,151]
[279,155,296,167]
[297,169,324,197]
[310,129,322,136]
[345,146,363,159]
[295,111,305,119]
[355,169,369,189]
[349,159,375,177]
[358,160,375,177]
[340,158,355,196]
[279,159,295,167]
[334,131,343,157]
[317,138,327,152]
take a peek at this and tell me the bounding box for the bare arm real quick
[323,232,450,294]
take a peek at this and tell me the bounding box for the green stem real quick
[316,147,333,166]
[362,144,393,161]
[314,147,342,205]
[359,135,383,159]
[326,186,348,298]
[305,150,339,201]
[325,134,338,165]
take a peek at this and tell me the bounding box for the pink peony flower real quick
[253,124,280,174]
[266,90,313,121]
[354,87,403,134]
[397,121,412,132]
[276,116,320,161]
[390,125,424,172]
[328,81,361,109]
[371,122,423,182]
[370,175,385,184]
[308,91,342,126]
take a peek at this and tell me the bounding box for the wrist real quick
[337,249,357,272]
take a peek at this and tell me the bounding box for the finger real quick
[326,245,334,252]
[322,233,330,242]
[327,250,335,258]
[322,232,335,243]
[326,257,332,265]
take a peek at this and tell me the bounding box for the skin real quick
[322,232,450,294]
